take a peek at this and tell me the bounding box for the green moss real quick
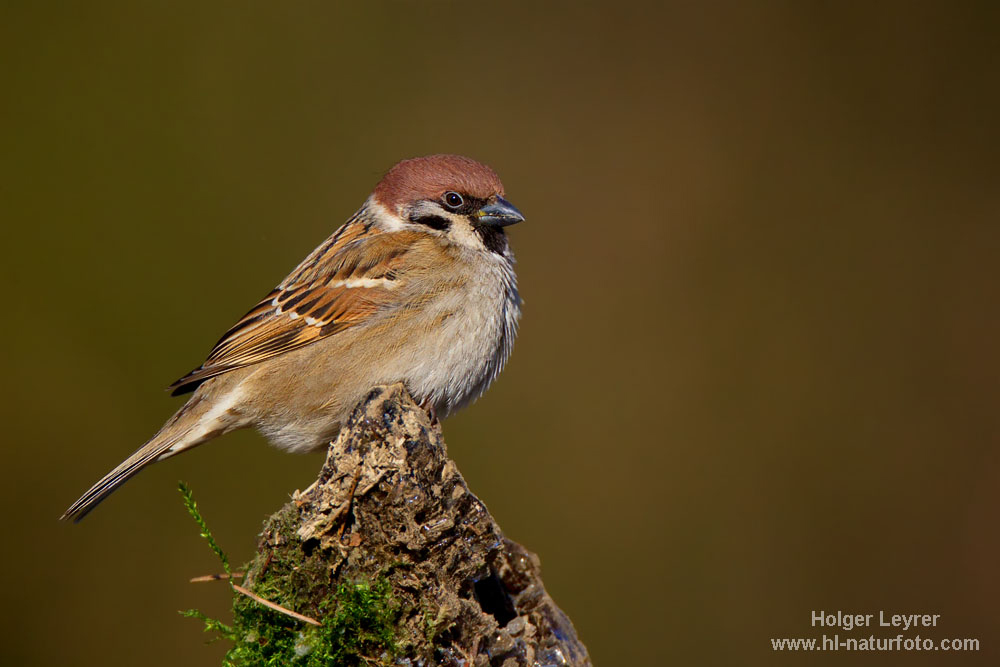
[223,577,400,666]
[178,481,231,575]
[178,482,403,666]
[326,578,399,659]
[180,609,236,643]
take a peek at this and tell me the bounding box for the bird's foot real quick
[419,398,440,426]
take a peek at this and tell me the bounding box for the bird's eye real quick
[443,191,464,209]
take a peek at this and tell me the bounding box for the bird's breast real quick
[395,257,520,416]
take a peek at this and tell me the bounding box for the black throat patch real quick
[474,225,508,255]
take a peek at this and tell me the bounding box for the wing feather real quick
[168,219,421,395]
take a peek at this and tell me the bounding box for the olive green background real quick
[2,2,998,665]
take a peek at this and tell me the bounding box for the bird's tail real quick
[60,396,216,522]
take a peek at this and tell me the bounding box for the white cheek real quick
[444,219,488,249]
[366,199,408,231]
[395,201,486,250]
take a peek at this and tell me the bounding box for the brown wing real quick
[168,220,419,396]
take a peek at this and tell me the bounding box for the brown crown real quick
[373,155,505,210]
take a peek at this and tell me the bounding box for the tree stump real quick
[230,383,591,666]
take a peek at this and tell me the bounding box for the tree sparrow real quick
[62,154,524,522]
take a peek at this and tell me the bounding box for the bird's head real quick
[371,154,525,254]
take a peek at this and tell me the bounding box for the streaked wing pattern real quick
[168,220,419,395]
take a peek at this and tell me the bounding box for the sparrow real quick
[61,154,524,522]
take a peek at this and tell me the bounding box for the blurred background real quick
[1,2,998,664]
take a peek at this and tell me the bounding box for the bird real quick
[61,154,524,522]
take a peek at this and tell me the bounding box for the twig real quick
[189,572,244,583]
[336,464,364,540]
[231,583,322,627]
[259,550,274,580]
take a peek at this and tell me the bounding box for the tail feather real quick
[59,392,226,522]
[61,385,246,522]
[59,430,192,523]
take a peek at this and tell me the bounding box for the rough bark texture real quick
[240,383,591,666]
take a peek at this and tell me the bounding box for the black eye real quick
[443,191,463,209]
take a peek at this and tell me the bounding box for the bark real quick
[239,383,592,666]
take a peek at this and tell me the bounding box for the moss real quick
[180,609,236,643]
[223,577,400,666]
[178,481,231,575]
[178,482,403,666]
